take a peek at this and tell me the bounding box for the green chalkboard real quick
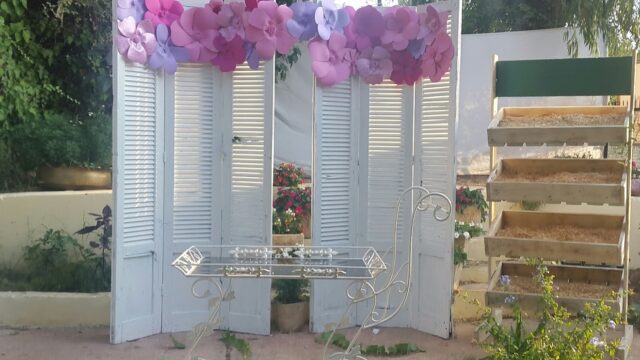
[495,57,633,97]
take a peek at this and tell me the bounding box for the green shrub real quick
[272,278,309,304]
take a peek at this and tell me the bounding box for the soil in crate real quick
[505,275,618,299]
[495,225,619,244]
[495,170,619,184]
[498,113,624,128]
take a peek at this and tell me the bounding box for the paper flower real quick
[287,1,319,41]
[211,35,246,72]
[314,0,349,41]
[206,0,223,13]
[421,31,454,82]
[148,24,190,74]
[217,2,246,41]
[116,17,157,64]
[417,5,449,47]
[341,5,357,46]
[244,42,260,69]
[406,38,426,59]
[170,7,219,62]
[352,5,385,51]
[308,32,355,86]
[389,50,421,86]
[356,46,392,85]
[144,0,184,27]
[244,1,295,59]
[117,0,146,22]
[381,6,419,51]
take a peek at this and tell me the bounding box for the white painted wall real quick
[457,28,605,174]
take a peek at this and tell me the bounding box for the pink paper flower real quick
[356,46,392,85]
[206,0,223,13]
[421,31,454,82]
[381,6,419,51]
[144,0,184,27]
[244,0,295,60]
[308,32,355,86]
[389,50,421,86]
[116,17,157,65]
[170,7,219,62]
[211,35,247,72]
[218,2,246,41]
[417,5,449,46]
[352,5,385,51]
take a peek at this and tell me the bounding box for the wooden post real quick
[488,54,498,281]
[623,51,636,321]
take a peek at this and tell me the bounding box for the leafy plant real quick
[454,248,468,266]
[275,45,301,83]
[272,208,302,234]
[273,187,311,217]
[456,186,489,223]
[273,162,306,187]
[318,332,425,357]
[454,220,483,239]
[518,200,544,211]
[477,261,622,359]
[75,205,112,288]
[219,330,251,360]
[272,278,309,304]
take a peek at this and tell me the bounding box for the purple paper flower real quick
[417,5,449,47]
[308,32,355,87]
[356,46,392,85]
[499,275,511,287]
[144,0,184,27]
[421,31,454,82]
[407,38,426,59]
[314,0,349,41]
[244,42,260,69]
[504,295,517,305]
[218,2,246,41]
[148,24,190,74]
[287,1,319,41]
[211,35,246,72]
[352,5,384,51]
[117,0,146,22]
[381,6,419,51]
[170,7,219,62]
[116,17,157,65]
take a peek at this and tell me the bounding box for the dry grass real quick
[495,225,619,244]
[495,170,620,184]
[506,275,618,298]
[499,113,624,128]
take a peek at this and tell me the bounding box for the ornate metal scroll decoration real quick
[323,186,452,360]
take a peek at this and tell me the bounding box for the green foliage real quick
[272,278,309,304]
[461,0,563,35]
[518,200,544,211]
[318,332,425,357]
[219,330,251,360]
[456,186,489,223]
[454,247,468,266]
[478,262,622,360]
[275,45,301,83]
[169,334,186,350]
[455,220,484,239]
[273,208,303,234]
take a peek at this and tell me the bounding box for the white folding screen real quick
[411,0,460,338]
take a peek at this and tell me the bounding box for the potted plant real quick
[273,163,311,238]
[272,276,309,333]
[12,112,111,190]
[455,186,488,224]
[632,160,640,197]
[272,208,305,246]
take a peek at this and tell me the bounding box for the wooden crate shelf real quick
[486,262,623,314]
[485,211,625,265]
[488,106,629,146]
[487,158,626,205]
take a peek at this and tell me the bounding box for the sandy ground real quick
[0,323,487,360]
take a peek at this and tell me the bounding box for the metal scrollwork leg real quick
[326,186,452,360]
[185,278,234,360]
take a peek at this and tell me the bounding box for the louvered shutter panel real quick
[111,59,164,343]
[220,62,274,335]
[411,0,460,338]
[311,78,361,333]
[355,81,414,327]
[162,64,223,332]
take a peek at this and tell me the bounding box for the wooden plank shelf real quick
[485,211,625,265]
[487,262,623,314]
[488,106,629,146]
[487,158,626,205]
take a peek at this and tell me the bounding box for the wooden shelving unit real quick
[485,54,636,358]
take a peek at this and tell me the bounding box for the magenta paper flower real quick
[421,31,454,82]
[417,5,449,46]
[206,0,223,13]
[148,24,190,74]
[170,7,219,62]
[314,0,349,41]
[144,0,184,27]
[218,2,246,41]
[116,17,157,64]
[356,46,392,85]
[341,6,357,47]
[244,1,295,59]
[389,51,421,86]
[211,35,246,72]
[308,32,355,86]
[381,6,419,51]
[352,5,385,51]
[287,1,319,41]
[117,0,146,22]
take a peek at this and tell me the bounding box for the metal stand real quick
[172,186,452,360]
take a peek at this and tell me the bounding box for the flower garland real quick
[115,0,454,86]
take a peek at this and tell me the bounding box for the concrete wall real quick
[0,191,112,267]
